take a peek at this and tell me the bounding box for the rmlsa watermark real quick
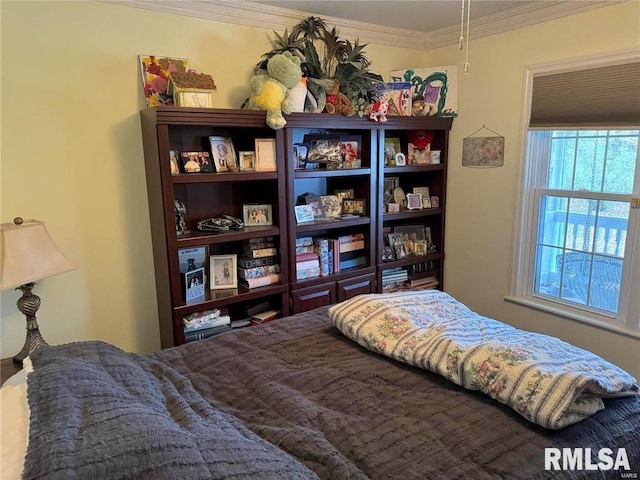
[545,448,634,474]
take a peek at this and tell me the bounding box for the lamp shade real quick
[0,219,77,290]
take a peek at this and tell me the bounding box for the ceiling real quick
[252,0,541,33]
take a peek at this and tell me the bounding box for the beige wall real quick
[0,1,421,357]
[1,1,638,376]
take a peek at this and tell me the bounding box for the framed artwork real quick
[294,205,314,224]
[243,204,273,226]
[138,54,189,107]
[462,137,504,167]
[394,224,426,243]
[209,136,237,172]
[169,150,181,175]
[384,138,401,165]
[238,151,255,172]
[320,195,342,218]
[406,193,423,210]
[184,267,205,303]
[255,138,277,172]
[181,151,213,173]
[431,196,440,208]
[390,65,459,117]
[210,254,237,290]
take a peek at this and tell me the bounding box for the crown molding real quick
[99,0,624,51]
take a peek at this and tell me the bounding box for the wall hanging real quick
[462,124,504,167]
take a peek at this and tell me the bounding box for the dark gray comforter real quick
[24,307,639,479]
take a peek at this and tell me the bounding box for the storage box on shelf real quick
[140,107,290,347]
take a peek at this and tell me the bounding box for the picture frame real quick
[395,152,407,166]
[210,254,237,290]
[406,193,423,210]
[384,137,401,165]
[301,192,326,220]
[294,205,314,224]
[238,151,255,172]
[209,136,237,172]
[414,240,428,255]
[430,196,440,208]
[351,199,366,215]
[169,149,181,175]
[243,204,273,226]
[293,143,308,169]
[413,187,431,208]
[304,134,342,165]
[255,138,277,172]
[383,176,399,194]
[334,189,355,203]
[393,241,408,259]
[185,267,205,303]
[181,151,213,173]
[388,202,400,213]
[388,233,403,247]
[382,246,395,262]
[394,224,426,243]
[340,135,361,168]
[320,195,342,218]
[408,143,431,165]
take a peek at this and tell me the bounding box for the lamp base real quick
[13,283,49,365]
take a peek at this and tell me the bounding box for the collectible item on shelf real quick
[174,199,188,235]
[197,215,244,232]
[138,54,189,107]
[243,204,273,226]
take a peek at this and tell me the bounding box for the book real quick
[339,256,366,270]
[240,273,281,288]
[314,239,331,276]
[247,236,274,244]
[296,236,314,247]
[338,233,365,244]
[184,315,231,333]
[296,252,319,262]
[184,324,231,342]
[238,264,280,280]
[295,245,315,255]
[231,318,252,328]
[339,240,365,253]
[329,239,341,274]
[244,300,272,316]
[250,309,280,325]
[296,259,320,270]
[178,247,207,273]
[238,256,277,268]
[244,247,278,258]
[296,266,320,280]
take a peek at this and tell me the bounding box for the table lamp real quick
[0,218,77,364]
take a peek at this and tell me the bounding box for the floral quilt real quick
[328,290,639,429]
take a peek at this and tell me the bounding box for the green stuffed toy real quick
[244,51,302,130]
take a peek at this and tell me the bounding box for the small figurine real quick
[369,99,389,123]
[175,200,188,235]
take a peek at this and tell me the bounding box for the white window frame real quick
[507,48,640,339]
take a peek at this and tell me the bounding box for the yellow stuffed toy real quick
[244,52,302,130]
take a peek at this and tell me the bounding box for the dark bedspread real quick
[25,307,639,479]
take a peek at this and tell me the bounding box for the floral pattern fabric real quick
[328,290,639,429]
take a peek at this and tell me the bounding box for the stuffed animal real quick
[244,52,302,129]
[324,80,355,116]
[369,98,389,123]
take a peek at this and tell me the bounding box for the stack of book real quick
[381,268,409,291]
[408,275,439,290]
[183,308,232,342]
[338,233,366,270]
[239,237,281,288]
[296,237,320,279]
[244,301,280,326]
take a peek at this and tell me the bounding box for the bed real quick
[2,291,639,479]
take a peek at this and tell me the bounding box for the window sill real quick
[504,295,640,340]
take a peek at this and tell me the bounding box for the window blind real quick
[530,61,640,128]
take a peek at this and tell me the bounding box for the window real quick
[509,52,640,334]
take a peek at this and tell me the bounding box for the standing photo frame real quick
[184,267,205,303]
[243,204,273,226]
[238,151,255,172]
[210,254,237,290]
[255,138,277,172]
[294,205,314,224]
[406,193,423,210]
[209,136,237,172]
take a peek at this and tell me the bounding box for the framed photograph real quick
[210,254,237,290]
[394,224,426,243]
[414,240,428,255]
[383,176,399,194]
[388,202,400,213]
[341,199,358,216]
[334,189,355,203]
[169,150,181,175]
[243,204,273,226]
[209,136,237,172]
[404,240,415,255]
[185,267,205,303]
[238,151,255,172]
[395,153,407,166]
[340,135,361,168]
[320,195,342,218]
[393,241,408,259]
[255,138,277,172]
[406,193,423,210]
[408,143,431,165]
[413,187,431,208]
[388,233,403,247]
[293,143,308,169]
[384,137,401,165]
[351,199,366,215]
[294,205,314,224]
[301,192,326,220]
[181,151,213,173]
[382,246,395,262]
[430,195,440,208]
[304,134,342,165]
